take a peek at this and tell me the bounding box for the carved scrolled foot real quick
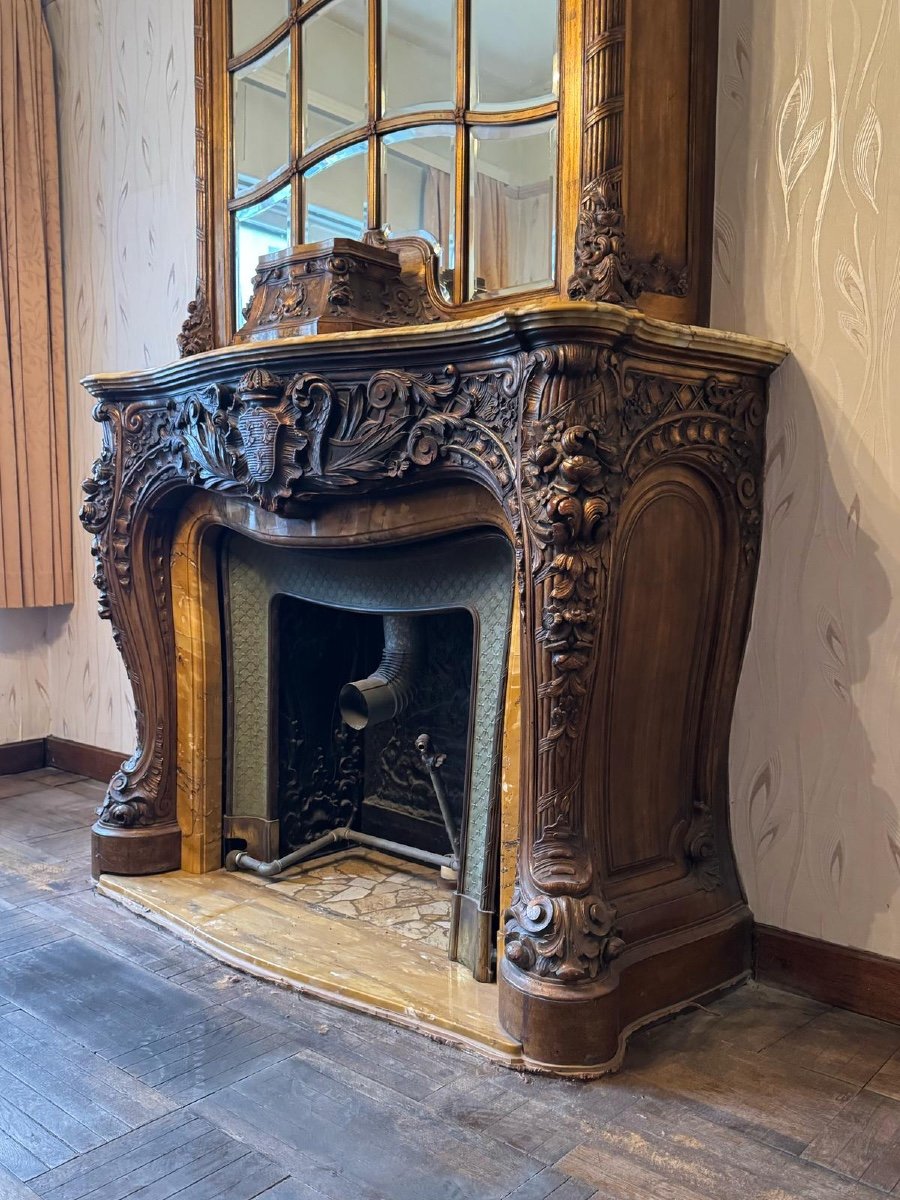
[91,754,180,878]
[503,886,624,983]
[498,885,627,1071]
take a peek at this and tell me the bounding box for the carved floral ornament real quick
[81,343,766,984]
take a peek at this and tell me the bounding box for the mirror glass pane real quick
[382,0,454,117]
[302,0,367,153]
[382,127,455,298]
[231,0,289,57]
[235,184,292,323]
[304,143,368,242]
[469,120,556,299]
[471,0,558,111]
[233,38,291,198]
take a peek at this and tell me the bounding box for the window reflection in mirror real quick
[381,0,455,117]
[382,127,456,298]
[235,185,291,321]
[304,143,368,243]
[231,0,289,57]
[302,0,368,153]
[233,39,291,198]
[469,120,557,299]
[472,0,558,112]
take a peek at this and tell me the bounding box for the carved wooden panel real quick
[600,471,722,888]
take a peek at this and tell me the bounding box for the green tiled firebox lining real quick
[224,530,515,901]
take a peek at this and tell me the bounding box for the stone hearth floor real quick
[253,848,454,952]
[98,849,524,1068]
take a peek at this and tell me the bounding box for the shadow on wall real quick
[716,0,900,955]
[732,345,899,953]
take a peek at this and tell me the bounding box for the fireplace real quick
[220,529,514,979]
[81,283,786,1073]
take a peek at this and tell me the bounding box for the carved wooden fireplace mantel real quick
[81,300,786,1072]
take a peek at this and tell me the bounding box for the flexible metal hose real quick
[339,614,423,730]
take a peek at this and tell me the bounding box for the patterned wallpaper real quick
[715,0,900,957]
[38,0,197,753]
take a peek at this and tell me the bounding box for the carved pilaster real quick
[568,2,688,305]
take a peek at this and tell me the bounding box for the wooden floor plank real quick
[803,1088,900,1193]
[33,1114,214,1199]
[0,1012,174,1129]
[0,939,210,1058]
[5,773,900,1200]
[762,1007,900,1087]
[212,1055,544,1200]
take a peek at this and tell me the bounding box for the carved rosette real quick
[81,337,767,954]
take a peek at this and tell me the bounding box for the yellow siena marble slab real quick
[98,867,524,1067]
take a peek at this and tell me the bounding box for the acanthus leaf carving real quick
[177,282,214,358]
[504,885,625,982]
[81,340,768,975]
[568,177,689,307]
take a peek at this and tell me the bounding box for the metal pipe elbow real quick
[340,614,423,730]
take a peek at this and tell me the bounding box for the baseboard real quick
[755,923,900,1025]
[0,736,123,784]
[0,739,45,775]
[45,737,124,783]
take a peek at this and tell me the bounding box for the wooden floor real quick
[2,772,900,1199]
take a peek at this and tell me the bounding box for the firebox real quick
[221,529,515,980]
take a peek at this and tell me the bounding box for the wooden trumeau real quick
[191,0,722,347]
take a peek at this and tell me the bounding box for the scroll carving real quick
[81,339,767,971]
[177,283,214,357]
[568,2,688,305]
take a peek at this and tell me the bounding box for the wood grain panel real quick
[601,472,721,883]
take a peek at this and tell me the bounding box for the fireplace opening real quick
[274,597,474,861]
[220,527,515,980]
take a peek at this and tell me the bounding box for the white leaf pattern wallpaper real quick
[715,0,900,957]
[1,0,898,959]
[39,0,196,753]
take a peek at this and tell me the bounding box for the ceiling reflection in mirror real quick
[231,0,289,57]
[382,0,455,117]
[472,0,558,111]
[232,38,291,198]
[302,0,368,153]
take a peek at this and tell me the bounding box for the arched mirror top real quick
[187,0,721,350]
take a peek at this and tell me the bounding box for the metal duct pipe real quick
[225,826,457,879]
[339,614,423,730]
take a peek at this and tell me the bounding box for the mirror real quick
[381,0,455,117]
[469,120,557,298]
[232,38,291,197]
[304,143,368,242]
[235,185,292,320]
[302,0,368,153]
[471,0,558,112]
[382,126,456,296]
[231,0,289,57]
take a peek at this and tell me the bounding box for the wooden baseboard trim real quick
[45,737,124,783]
[0,739,46,775]
[0,736,124,784]
[755,923,900,1025]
